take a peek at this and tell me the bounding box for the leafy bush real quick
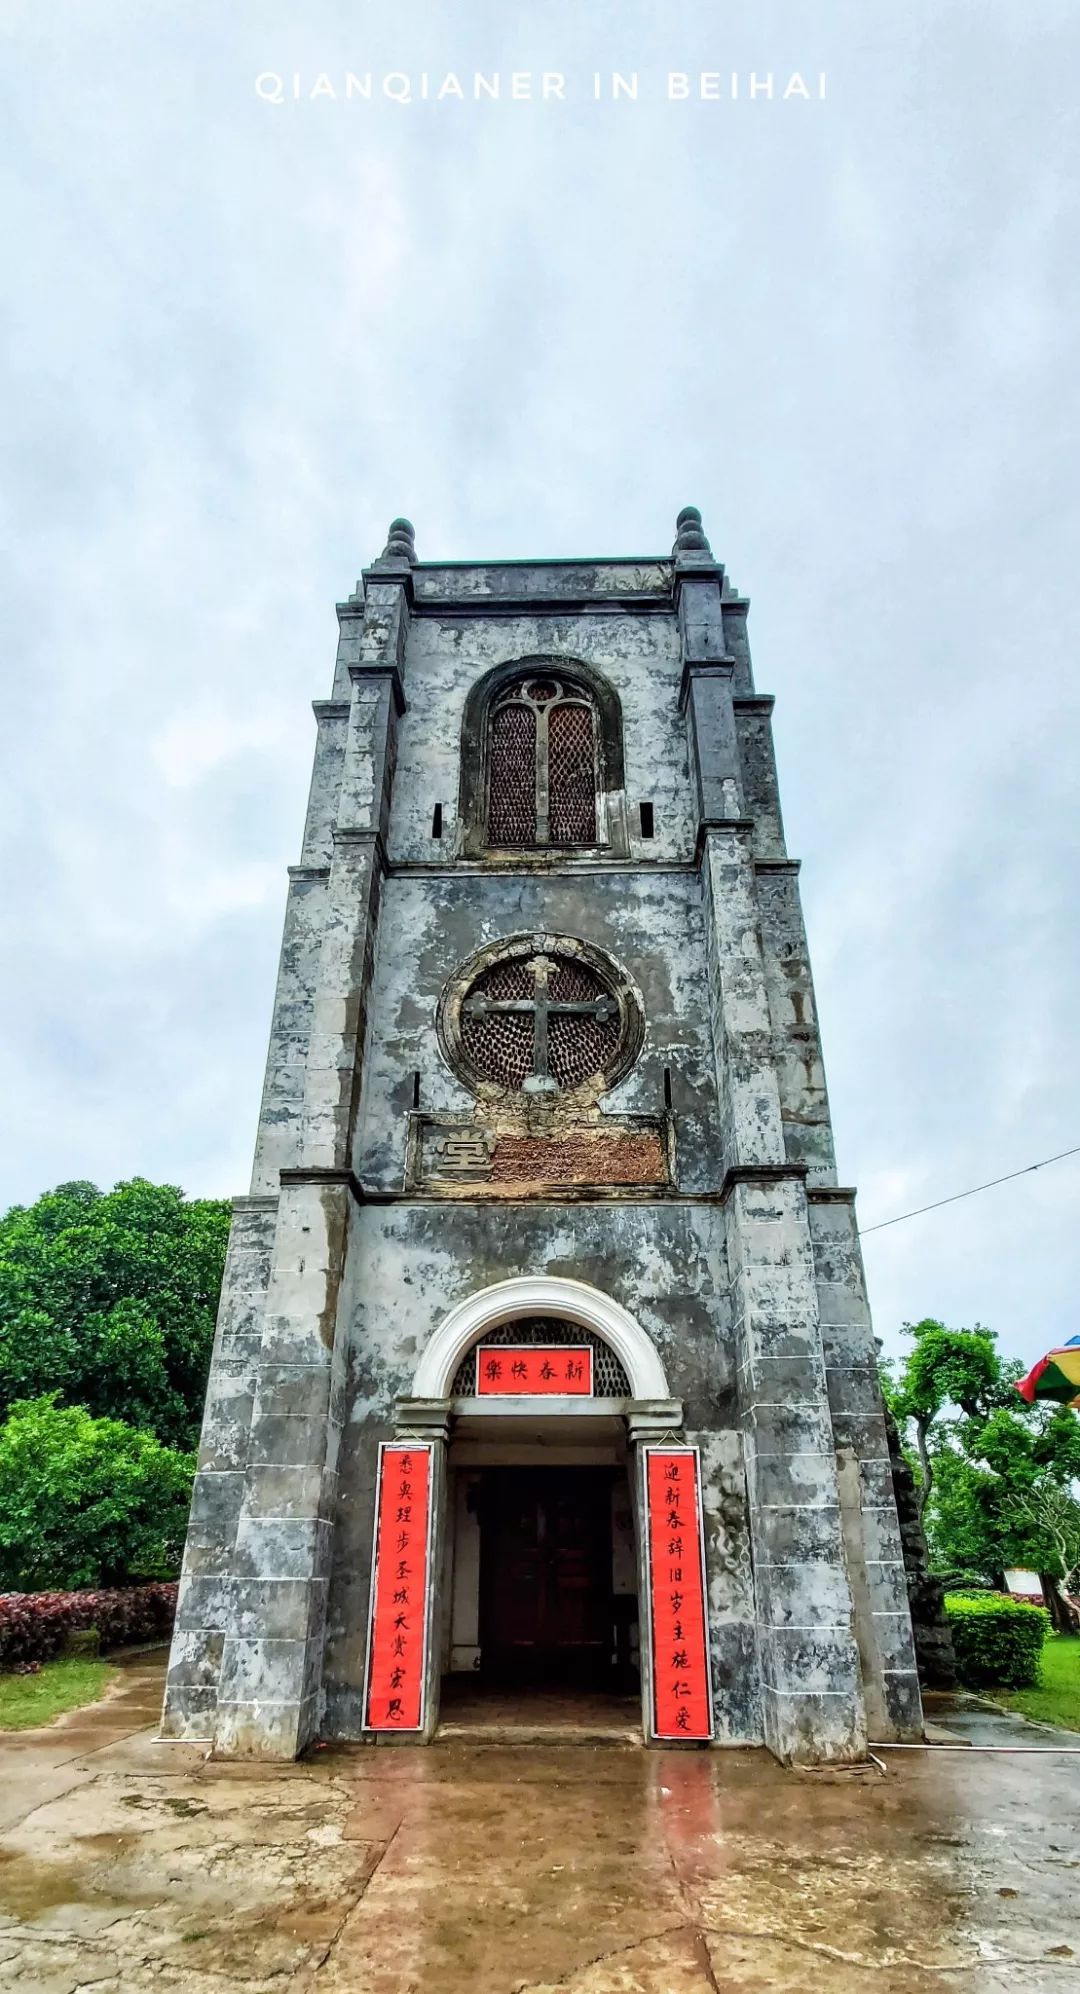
[0,1396,194,1591]
[945,1592,1049,1688]
[0,1583,177,1668]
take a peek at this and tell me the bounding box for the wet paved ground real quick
[0,1654,1077,1992]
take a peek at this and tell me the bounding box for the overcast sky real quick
[2,1,1078,1364]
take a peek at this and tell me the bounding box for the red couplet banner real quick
[475,1345,593,1395]
[645,1447,713,1741]
[364,1441,433,1732]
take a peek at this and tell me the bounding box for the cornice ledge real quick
[330,827,388,873]
[626,1400,686,1443]
[393,1398,452,1442]
[278,1166,367,1205]
[348,661,407,714]
[412,593,675,621]
[359,562,416,607]
[677,657,737,712]
[719,1161,809,1204]
[693,820,757,868]
[673,553,725,589]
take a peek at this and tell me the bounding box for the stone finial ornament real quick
[673,505,712,557]
[377,516,417,565]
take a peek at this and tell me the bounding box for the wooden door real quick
[479,1468,613,1686]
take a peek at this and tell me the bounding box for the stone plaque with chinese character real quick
[410,1116,669,1193]
[475,1344,593,1396]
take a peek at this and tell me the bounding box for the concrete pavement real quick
[0,1653,1076,1991]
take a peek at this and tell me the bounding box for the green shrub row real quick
[0,1584,178,1669]
[944,1592,1049,1688]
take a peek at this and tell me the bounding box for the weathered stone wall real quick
[322,1196,739,1739]
[352,870,718,1191]
[388,610,694,865]
[735,698,785,859]
[250,876,327,1195]
[755,862,838,1182]
[807,1193,923,1738]
[693,1428,761,1742]
[163,1198,276,1736]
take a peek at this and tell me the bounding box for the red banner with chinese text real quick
[645,1447,713,1741]
[475,1346,593,1395]
[364,1442,433,1732]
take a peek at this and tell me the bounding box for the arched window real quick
[458,658,629,860]
[486,677,598,848]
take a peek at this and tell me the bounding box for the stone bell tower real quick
[161,509,923,1763]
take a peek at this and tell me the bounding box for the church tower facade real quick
[162,510,922,1763]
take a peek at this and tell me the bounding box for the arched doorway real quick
[398,1278,682,1737]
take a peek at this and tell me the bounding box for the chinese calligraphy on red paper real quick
[475,1345,593,1396]
[645,1447,713,1740]
[364,1442,432,1731]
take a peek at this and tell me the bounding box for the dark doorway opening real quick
[477,1467,621,1690]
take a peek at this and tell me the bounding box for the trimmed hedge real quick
[0,1583,177,1670]
[944,1592,1049,1689]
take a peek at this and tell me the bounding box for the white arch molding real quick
[412,1276,670,1402]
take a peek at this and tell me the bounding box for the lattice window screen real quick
[484,680,599,848]
[547,960,620,1088]
[459,958,535,1090]
[451,1316,632,1397]
[548,701,597,845]
[487,701,536,845]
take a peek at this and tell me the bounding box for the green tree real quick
[889,1319,1080,1624]
[0,1179,229,1450]
[0,1396,195,1590]
[888,1318,1005,1517]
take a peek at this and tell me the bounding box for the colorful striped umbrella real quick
[1016,1336,1080,1408]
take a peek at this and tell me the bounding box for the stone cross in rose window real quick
[462,943,616,1095]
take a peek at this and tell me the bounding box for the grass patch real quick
[0,1657,117,1731]
[985,1633,1080,1733]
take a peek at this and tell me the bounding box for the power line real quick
[858,1144,1080,1236]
